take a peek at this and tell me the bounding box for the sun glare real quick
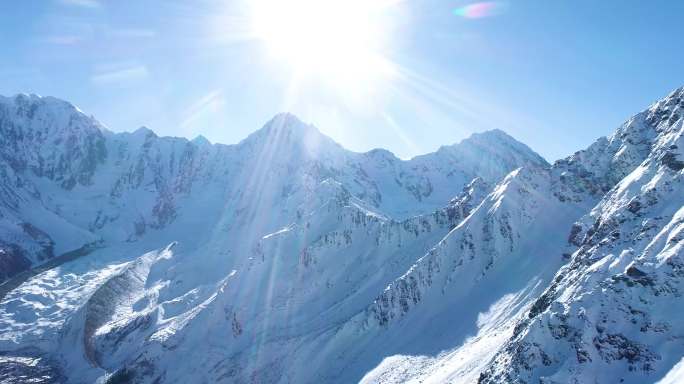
[251,0,396,89]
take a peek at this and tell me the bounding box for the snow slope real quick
[0,98,545,284]
[478,86,684,384]
[362,87,684,384]
[0,87,682,384]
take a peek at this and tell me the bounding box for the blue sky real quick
[1,0,683,161]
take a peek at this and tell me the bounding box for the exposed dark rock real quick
[661,152,684,171]
[627,200,642,214]
[0,353,63,384]
[0,243,31,282]
[105,368,135,384]
[593,333,659,370]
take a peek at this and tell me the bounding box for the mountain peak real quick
[0,93,106,136]
[239,112,343,157]
[437,128,549,168]
[461,129,530,150]
[469,128,510,139]
[647,86,684,121]
[132,126,156,138]
[365,148,399,161]
[191,134,211,146]
[1,93,81,117]
[261,112,318,137]
[664,85,684,101]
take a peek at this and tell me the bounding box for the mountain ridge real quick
[0,87,682,383]
[2,93,545,163]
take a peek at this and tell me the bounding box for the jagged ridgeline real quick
[0,87,682,383]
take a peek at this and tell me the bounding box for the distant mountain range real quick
[0,87,682,383]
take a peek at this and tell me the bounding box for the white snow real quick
[0,87,683,383]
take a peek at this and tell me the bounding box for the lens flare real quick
[453,1,507,19]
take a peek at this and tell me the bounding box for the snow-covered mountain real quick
[478,87,684,384]
[0,87,681,384]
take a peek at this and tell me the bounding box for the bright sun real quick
[251,0,395,88]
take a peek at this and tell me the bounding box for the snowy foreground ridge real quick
[0,87,682,384]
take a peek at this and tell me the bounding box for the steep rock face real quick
[0,354,63,384]
[305,165,590,384]
[356,129,548,217]
[0,97,540,283]
[0,95,104,276]
[2,87,682,384]
[336,87,684,384]
[365,167,559,328]
[0,224,53,281]
[72,176,492,384]
[478,87,684,384]
[82,245,173,368]
[0,94,107,190]
[431,129,548,185]
[0,92,548,383]
[551,90,670,201]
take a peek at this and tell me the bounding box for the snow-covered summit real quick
[2,87,682,384]
[0,94,545,284]
[441,128,547,166]
[479,85,684,384]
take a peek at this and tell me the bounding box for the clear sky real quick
[1,0,683,161]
